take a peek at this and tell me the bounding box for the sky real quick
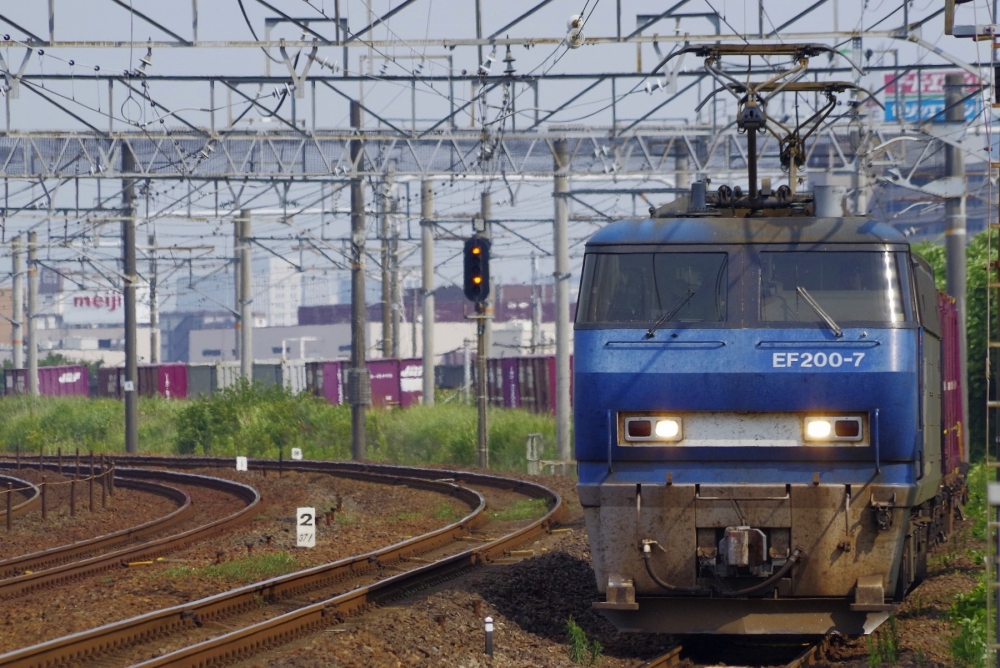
[0,0,993,314]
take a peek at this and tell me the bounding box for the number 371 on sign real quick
[297,507,316,548]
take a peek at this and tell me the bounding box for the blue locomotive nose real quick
[574,325,918,474]
[573,215,962,635]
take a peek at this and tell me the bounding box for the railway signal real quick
[463,237,491,303]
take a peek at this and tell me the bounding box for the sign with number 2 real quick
[297,507,316,548]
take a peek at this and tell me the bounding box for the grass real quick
[865,614,899,667]
[490,498,548,522]
[162,553,299,585]
[566,615,602,665]
[432,500,464,522]
[0,384,562,474]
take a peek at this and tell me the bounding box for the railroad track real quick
[0,473,40,521]
[0,463,260,599]
[636,633,835,667]
[0,456,566,668]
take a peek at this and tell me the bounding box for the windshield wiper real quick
[644,290,695,339]
[795,286,843,338]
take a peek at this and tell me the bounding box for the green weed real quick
[202,553,299,584]
[490,498,548,522]
[432,500,464,522]
[865,614,899,667]
[566,615,602,665]
[949,581,987,668]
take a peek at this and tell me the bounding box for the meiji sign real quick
[61,287,149,325]
[73,293,123,312]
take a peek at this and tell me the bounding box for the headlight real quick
[655,419,680,438]
[624,416,683,443]
[803,416,863,443]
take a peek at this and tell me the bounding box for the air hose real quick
[641,542,710,593]
[641,541,807,597]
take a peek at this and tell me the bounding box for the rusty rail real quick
[0,466,260,599]
[0,477,194,578]
[0,474,40,521]
[0,457,565,668]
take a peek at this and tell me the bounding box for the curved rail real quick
[0,473,41,520]
[0,465,261,599]
[0,478,195,579]
[0,459,566,668]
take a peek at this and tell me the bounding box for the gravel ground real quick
[238,472,980,668]
[0,468,177,559]
[0,464,980,667]
[0,467,471,653]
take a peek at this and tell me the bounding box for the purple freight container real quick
[368,359,400,407]
[323,361,345,405]
[38,365,89,396]
[486,359,503,407]
[398,358,423,408]
[158,364,188,399]
[939,292,964,474]
[501,358,520,408]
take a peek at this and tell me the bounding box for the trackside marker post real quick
[291,448,303,460]
[297,507,316,548]
[485,616,494,656]
[236,456,248,472]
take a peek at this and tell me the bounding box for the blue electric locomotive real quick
[575,44,966,636]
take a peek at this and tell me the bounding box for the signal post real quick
[464,227,491,468]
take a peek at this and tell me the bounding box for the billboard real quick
[58,287,150,326]
[884,71,981,122]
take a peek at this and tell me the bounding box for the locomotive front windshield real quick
[761,251,906,323]
[577,252,727,324]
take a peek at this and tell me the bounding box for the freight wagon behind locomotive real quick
[575,43,967,636]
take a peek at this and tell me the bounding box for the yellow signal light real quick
[473,276,482,284]
[472,246,481,255]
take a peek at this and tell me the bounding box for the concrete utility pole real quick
[233,220,241,361]
[477,299,488,468]
[121,144,138,453]
[349,101,370,461]
[11,235,23,370]
[530,254,541,353]
[944,72,970,458]
[421,179,435,405]
[481,190,493,356]
[380,170,393,357]
[148,232,160,363]
[238,210,252,381]
[553,140,572,465]
[26,231,38,397]
[390,196,401,359]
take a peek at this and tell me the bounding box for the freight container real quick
[38,365,90,396]
[368,359,401,407]
[500,358,519,408]
[215,361,242,391]
[398,358,423,407]
[96,367,124,398]
[158,363,188,399]
[137,366,158,397]
[939,292,964,474]
[282,359,308,395]
[312,361,345,405]
[187,364,215,398]
[4,366,89,396]
[252,362,282,387]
